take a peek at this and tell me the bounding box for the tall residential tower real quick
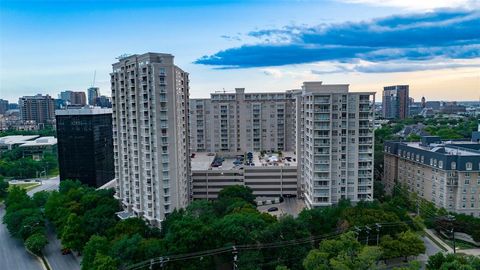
[111,53,190,226]
[19,94,55,124]
[297,82,375,207]
[382,85,409,120]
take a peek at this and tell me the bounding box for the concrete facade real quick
[382,85,409,120]
[189,88,299,155]
[298,82,375,207]
[111,53,190,226]
[19,94,55,124]
[191,152,297,199]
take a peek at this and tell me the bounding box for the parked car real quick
[267,207,279,212]
[61,248,72,255]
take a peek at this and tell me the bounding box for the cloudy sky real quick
[0,0,479,103]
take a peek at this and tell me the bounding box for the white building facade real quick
[298,82,375,207]
[111,53,190,226]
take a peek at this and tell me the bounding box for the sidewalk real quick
[424,229,453,253]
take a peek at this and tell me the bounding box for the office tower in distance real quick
[0,99,9,114]
[88,87,100,106]
[111,53,190,226]
[297,82,375,207]
[59,90,87,106]
[56,107,115,187]
[382,85,409,120]
[19,94,55,124]
[190,88,298,154]
[95,95,112,108]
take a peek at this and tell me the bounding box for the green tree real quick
[3,208,41,239]
[92,253,118,270]
[25,233,48,255]
[303,249,329,270]
[380,231,424,261]
[426,252,446,270]
[0,177,8,198]
[260,216,311,270]
[217,185,255,205]
[19,215,45,240]
[397,231,425,260]
[61,213,87,252]
[303,232,382,270]
[406,134,421,142]
[110,233,143,268]
[82,235,110,270]
[32,191,50,207]
[393,261,421,270]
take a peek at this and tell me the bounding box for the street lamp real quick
[446,215,456,254]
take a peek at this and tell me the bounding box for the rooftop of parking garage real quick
[191,151,297,171]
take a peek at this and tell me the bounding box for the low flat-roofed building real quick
[19,136,57,160]
[191,152,298,200]
[0,135,40,152]
[384,135,480,217]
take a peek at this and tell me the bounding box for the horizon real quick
[1,0,479,103]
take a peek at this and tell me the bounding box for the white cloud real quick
[311,58,480,74]
[338,0,480,10]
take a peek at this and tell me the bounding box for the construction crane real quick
[91,70,96,88]
[215,88,234,94]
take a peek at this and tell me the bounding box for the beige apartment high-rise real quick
[190,88,298,155]
[111,53,190,226]
[297,82,375,207]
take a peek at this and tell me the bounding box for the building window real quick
[466,162,473,171]
[430,158,433,166]
[451,162,456,170]
[465,179,470,185]
[439,161,443,169]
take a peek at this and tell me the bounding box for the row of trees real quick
[39,181,428,270]
[0,127,56,137]
[2,186,49,255]
[0,147,58,179]
[4,179,480,269]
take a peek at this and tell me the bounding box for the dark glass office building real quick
[56,107,114,187]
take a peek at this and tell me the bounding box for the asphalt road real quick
[18,176,81,270]
[0,206,43,270]
[43,222,80,270]
[27,176,60,196]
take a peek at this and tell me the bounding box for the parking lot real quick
[257,197,306,218]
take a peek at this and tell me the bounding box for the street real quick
[0,206,43,270]
[27,176,81,270]
[27,176,60,196]
[42,222,80,270]
[8,175,81,270]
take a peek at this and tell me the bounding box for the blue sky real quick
[1,0,479,103]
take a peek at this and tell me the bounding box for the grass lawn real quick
[9,182,41,192]
[444,239,478,250]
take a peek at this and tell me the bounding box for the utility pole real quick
[232,246,239,270]
[354,226,361,241]
[375,223,382,245]
[365,226,371,245]
[446,215,456,254]
[416,199,420,216]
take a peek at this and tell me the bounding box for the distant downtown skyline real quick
[0,0,479,103]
